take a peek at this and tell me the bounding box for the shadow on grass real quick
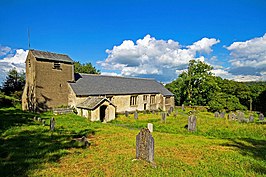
[222,138,266,175]
[0,108,94,177]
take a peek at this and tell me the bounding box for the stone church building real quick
[22,50,175,122]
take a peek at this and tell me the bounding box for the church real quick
[22,50,175,122]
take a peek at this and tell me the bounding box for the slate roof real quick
[30,50,74,63]
[69,74,174,96]
[77,97,115,110]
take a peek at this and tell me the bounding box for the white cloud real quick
[0,48,28,84]
[98,34,220,82]
[227,33,266,68]
[0,45,11,56]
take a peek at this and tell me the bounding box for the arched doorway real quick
[100,105,107,122]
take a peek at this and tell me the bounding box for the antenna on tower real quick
[28,27,31,49]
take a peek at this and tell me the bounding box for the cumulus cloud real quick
[0,47,28,84]
[98,34,220,82]
[0,45,11,56]
[225,33,266,82]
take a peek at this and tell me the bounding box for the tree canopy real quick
[166,60,266,113]
[74,61,100,74]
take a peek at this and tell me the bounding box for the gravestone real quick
[169,106,174,113]
[42,119,46,126]
[50,117,55,131]
[182,104,185,111]
[147,123,153,133]
[220,112,225,118]
[237,111,245,121]
[134,111,138,120]
[259,113,264,121]
[249,115,254,122]
[228,113,232,121]
[33,116,37,121]
[152,110,155,114]
[136,128,154,162]
[232,113,236,120]
[125,111,129,117]
[168,109,171,115]
[161,112,166,123]
[37,117,41,122]
[188,115,196,131]
[81,136,90,147]
[214,112,219,118]
[174,110,178,117]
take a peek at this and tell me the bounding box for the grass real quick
[0,107,265,176]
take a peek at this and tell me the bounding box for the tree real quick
[74,61,100,74]
[1,68,25,97]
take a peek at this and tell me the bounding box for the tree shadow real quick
[221,138,266,175]
[0,108,94,177]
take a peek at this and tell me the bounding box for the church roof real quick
[30,49,74,63]
[76,97,115,110]
[69,74,174,96]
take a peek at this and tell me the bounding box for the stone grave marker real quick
[134,111,138,120]
[182,104,185,111]
[50,117,55,131]
[167,109,171,115]
[259,113,264,121]
[228,113,232,121]
[136,128,154,162]
[214,112,219,118]
[42,119,46,126]
[37,117,41,122]
[169,107,174,113]
[188,115,196,131]
[232,113,236,120]
[125,111,129,117]
[220,112,225,118]
[147,123,153,133]
[249,115,254,122]
[237,111,245,121]
[161,112,166,123]
[81,136,90,147]
[33,116,37,121]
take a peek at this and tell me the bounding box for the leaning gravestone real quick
[259,113,264,121]
[161,112,166,123]
[50,117,55,131]
[125,111,129,117]
[136,128,154,162]
[188,115,196,131]
[147,123,153,133]
[134,111,138,120]
[214,112,219,118]
[249,115,254,122]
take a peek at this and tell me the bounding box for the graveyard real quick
[0,107,266,176]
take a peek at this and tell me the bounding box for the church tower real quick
[22,50,74,111]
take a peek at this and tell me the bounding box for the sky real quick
[0,0,266,84]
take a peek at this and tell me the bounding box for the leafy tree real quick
[74,61,100,74]
[1,68,25,98]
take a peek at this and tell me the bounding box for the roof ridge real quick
[79,73,156,81]
[30,49,69,56]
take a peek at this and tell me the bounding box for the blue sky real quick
[0,0,266,83]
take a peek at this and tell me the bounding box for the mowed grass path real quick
[0,107,265,176]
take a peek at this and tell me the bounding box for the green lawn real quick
[0,107,265,176]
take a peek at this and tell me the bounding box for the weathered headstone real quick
[182,104,185,111]
[214,112,219,118]
[161,112,166,123]
[237,111,245,121]
[220,112,225,118]
[33,116,37,121]
[37,117,41,122]
[167,109,171,115]
[151,110,155,114]
[50,117,55,131]
[232,113,236,120]
[81,136,90,147]
[147,123,153,133]
[174,110,178,117]
[42,119,46,126]
[125,111,129,117]
[134,111,138,120]
[136,128,154,162]
[188,115,196,131]
[169,106,174,113]
[249,115,254,122]
[259,113,264,121]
